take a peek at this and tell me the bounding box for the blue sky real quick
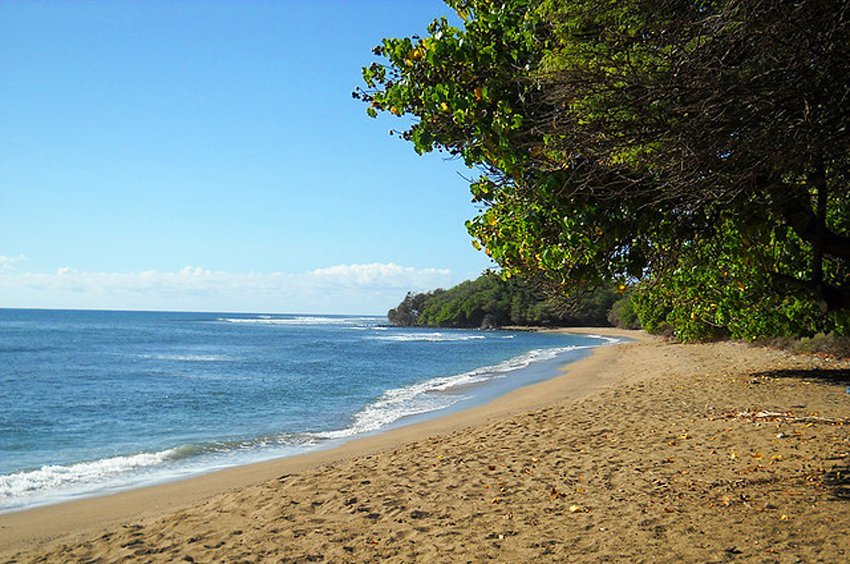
[0,0,493,314]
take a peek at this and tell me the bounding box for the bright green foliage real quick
[631,221,850,341]
[358,0,541,173]
[360,0,850,341]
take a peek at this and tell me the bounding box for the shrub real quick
[607,294,641,329]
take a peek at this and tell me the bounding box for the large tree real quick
[356,0,850,340]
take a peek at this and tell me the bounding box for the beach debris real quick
[568,504,588,513]
[549,487,561,500]
[731,410,849,425]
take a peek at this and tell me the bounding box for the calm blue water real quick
[0,309,617,512]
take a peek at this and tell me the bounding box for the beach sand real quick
[2,328,848,562]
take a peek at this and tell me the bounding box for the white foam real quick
[0,450,176,502]
[584,334,622,344]
[318,345,592,439]
[219,316,379,327]
[142,354,233,362]
[371,332,487,342]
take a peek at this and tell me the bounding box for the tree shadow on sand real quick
[823,466,850,500]
[751,368,850,501]
[751,368,850,386]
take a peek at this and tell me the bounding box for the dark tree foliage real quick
[537,0,850,307]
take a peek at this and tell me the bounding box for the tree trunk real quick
[811,153,827,311]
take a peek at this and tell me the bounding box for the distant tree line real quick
[388,272,619,328]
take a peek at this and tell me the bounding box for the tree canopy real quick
[357,0,850,341]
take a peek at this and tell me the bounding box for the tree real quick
[536,0,850,311]
[388,290,442,326]
[358,0,850,340]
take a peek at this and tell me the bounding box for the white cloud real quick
[0,263,459,314]
[0,254,27,269]
[311,262,451,287]
[179,266,212,276]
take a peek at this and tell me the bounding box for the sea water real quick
[0,309,618,513]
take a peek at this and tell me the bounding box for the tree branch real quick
[772,273,850,312]
[774,184,850,261]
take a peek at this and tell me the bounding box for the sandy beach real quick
[2,328,848,562]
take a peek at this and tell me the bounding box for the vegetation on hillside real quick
[357,0,850,341]
[388,272,617,328]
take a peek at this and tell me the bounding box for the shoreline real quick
[0,327,644,554]
[5,326,847,561]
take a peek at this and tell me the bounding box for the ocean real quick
[0,309,617,513]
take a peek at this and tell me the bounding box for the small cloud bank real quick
[0,254,27,269]
[311,262,451,287]
[0,263,456,314]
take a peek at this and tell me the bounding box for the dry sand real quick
[2,328,848,562]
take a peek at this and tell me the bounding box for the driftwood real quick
[734,410,849,425]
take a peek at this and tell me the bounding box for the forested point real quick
[359,0,850,342]
[387,272,626,328]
